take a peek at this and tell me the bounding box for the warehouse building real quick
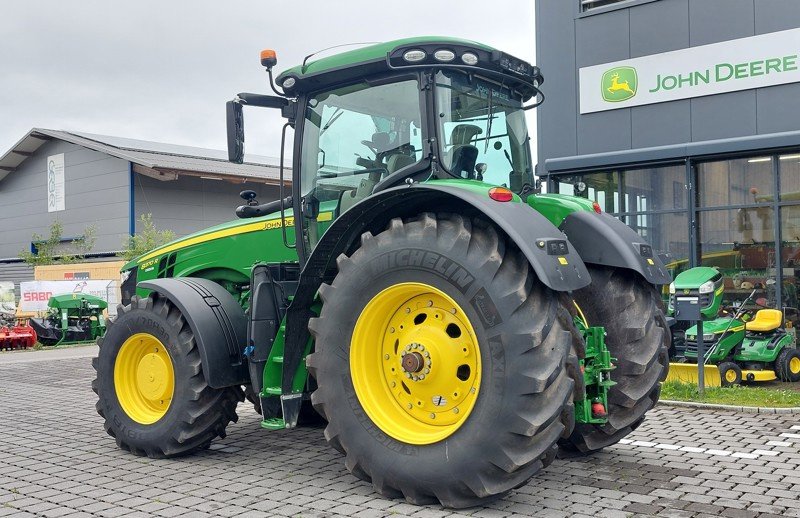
[0,128,284,293]
[536,0,800,323]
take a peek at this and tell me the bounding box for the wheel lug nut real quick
[428,300,433,307]
[453,407,459,414]
[390,327,395,333]
[384,354,390,360]
[419,374,426,380]
[407,403,413,409]
[430,413,436,419]
[391,381,396,388]
[405,308,411,313]
[424,368,430,374]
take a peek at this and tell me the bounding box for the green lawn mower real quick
[667,266,800,386]
[29,294,107,346]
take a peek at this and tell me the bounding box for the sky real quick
[0,1,536,162]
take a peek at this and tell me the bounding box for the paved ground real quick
[1,349,799,518]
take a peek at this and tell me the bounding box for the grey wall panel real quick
[134,174,282,239]
[577,109,632,154]
[755,0,800,33]
[631,100,692,148]
[691,91,758,141]
[689,0,755,46]
[535,0,579,163]
[0,139,129,259]
[575,9,630,67]
[756,84,800,135]
[630,0,690,57]
[0,262,35,300]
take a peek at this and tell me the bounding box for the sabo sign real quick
[579,28,800,114]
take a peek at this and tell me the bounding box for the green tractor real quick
[29,293,107,346]
[93,37,671,508]
[667,266,800,386]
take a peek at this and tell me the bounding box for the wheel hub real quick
[350,283,481,445]
[790,356,800,374]
[114,333,175,425]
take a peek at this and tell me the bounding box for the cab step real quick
[261,417,286,430]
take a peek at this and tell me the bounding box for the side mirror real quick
[226,101,244,164]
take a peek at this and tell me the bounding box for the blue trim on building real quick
[128,162,135,236]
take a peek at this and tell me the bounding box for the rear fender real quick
[560,210,672,285]
[139,277,249,388]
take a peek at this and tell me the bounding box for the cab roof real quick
[275,36,541,101]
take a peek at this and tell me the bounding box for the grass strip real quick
[661,380,800,408]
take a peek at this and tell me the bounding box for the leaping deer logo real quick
[601,66,638,102]
[607,73,634,95]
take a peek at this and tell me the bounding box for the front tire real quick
[719,361,742,386]
[92,293,243,458]
[307,213,577,508]
[560,266,669,454]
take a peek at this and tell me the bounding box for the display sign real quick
[579,28,800,114]
[19,280,116,313]
[47,153,65,212]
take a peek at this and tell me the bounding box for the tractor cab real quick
[226,38,541,257]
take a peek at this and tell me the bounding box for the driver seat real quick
[745,309,782,333]
[449,124,483,178]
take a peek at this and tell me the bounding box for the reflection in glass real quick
[623,165,686,212]
[555,172,620,213]
[780,206,800,326]
[697,157,773,207]
[698,208,776,312]
[779,153,800,202]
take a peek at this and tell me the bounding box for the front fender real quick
[139,277,249,388]
[560,210,672,285]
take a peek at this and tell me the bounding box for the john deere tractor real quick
[93,37,671,508]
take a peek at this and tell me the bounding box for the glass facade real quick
[552,149,800,326]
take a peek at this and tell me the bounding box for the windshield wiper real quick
[320,108,343,134]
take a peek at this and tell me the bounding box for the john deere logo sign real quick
[602,67,637,102]
[580,27,800,114]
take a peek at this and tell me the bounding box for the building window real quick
[580,0,632,12]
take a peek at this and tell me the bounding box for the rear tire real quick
[559,266,669,454]
[775,348,800,382]
[92,293,243,458]
[307,213,577,508]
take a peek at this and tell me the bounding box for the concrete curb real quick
[659,399,800,414]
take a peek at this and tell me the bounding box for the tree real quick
[120,214,176,261]
[19,221,97,266]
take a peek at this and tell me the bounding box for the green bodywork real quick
[668,266,724,320]
[527,193,596,228]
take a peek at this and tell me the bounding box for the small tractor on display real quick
[29,294,107,346]
[92,37,671,508]
[667,266,800,386]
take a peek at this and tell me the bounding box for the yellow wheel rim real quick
[114,333,174,424]
[350,282,481,445]
[790,356,800,374]
[724,368,738,383]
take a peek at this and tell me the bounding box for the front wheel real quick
[307,213,577,508]
[92,294,243,457]
[719,361,742,386]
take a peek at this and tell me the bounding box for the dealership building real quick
[536,0,800,322]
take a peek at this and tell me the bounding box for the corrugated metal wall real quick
[0,262,35,299]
